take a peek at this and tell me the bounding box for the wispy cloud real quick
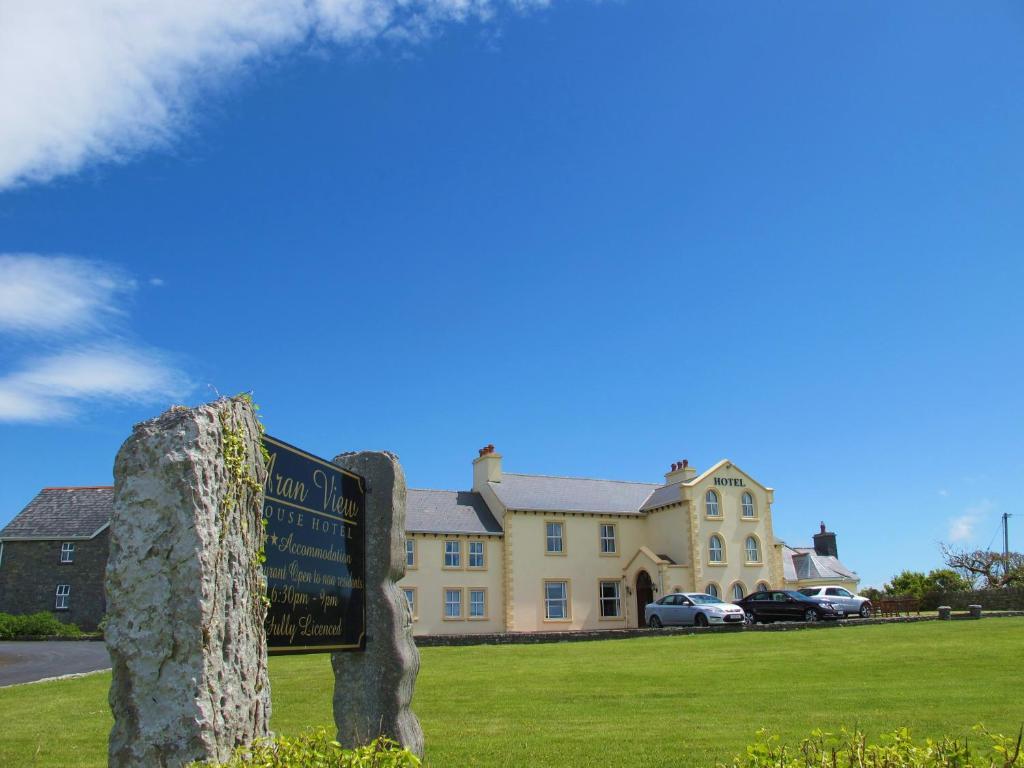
[0,345,190,423]
[0,0,549,190]
[0,254,134,333]
[947,499,994,543]
[0,254,192,423]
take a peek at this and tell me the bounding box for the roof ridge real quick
[501,472,658,487]
[408,487,474,494]
[41,486,113,491]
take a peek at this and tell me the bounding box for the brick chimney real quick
[664,459,697,485]
[813,522,838,558]
[472,444,502,491]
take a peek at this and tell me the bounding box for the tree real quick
[922,568,972,593]
[940,545,1024,589]
[883,570,928,598]
[882,568,974,598]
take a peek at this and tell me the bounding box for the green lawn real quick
[2,620,1022,767]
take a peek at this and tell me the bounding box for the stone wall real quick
[0,531,109,630]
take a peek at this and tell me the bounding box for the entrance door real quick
[636,570,654,627]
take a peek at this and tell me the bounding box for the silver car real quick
[797,586,872,617]
[645,592,746,628]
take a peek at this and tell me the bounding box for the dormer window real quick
[705,490,720,517]
[60,542,75,563]
[741,492,755,518]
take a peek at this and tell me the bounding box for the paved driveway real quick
[0,641,110,686]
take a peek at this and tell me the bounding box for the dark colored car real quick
[734,589,843,624]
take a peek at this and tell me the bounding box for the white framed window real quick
[599,580,621,618]
[705,583,720,599]
[732,583,745,601]
[55,584,71,610]
[469,589,487,619]
[757,582,770,593]
[405,539,416,569]
[544,580,569,620]
[708,535,724,563]
[468,541,485,569]
[444,588,463,619]
[545,522,565,554]
[741,492,755,518]
[60,542,75,563]
[403,588,417,619]
[705,490,720,517]
[599,524,617,555]
[443,540,461,569]
[745,536,761,563]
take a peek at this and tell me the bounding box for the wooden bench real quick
[876,597,921,617]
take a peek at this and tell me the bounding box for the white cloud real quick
[937,489,949,497]
[0,0,548,189]
[0,254,193,423]
[0,254,134,333]
[0,345,191,423]
[947,499,994,543]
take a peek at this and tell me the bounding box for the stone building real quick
[0,450,858,636]
[0,487,112,630]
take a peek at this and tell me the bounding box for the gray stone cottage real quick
[0,487,112,630]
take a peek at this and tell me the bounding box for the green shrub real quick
[721,726,1023,767]
[0,612,81,638]
[193,729,420,768]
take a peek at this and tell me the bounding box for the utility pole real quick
[1003,512,1013,580]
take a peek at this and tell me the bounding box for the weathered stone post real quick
[106,397,271,768]
[330,451,424,757]
[968,604,983,619]
[937,605,952,620]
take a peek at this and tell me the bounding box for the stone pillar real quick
[106,397,270,768]
[937,605,952,620]
[331,451,424,757]
[969,604,983,619]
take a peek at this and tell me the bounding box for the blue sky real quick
[1,1,1021,588]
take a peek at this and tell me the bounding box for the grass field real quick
[1,620,1022,767]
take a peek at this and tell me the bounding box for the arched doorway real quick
[636,570,654,627]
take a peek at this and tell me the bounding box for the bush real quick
[193,729,420,768]
[720,726,1023,767]
[0,612,81,638]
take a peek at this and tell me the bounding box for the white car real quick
[797,586,872,618]
[645,592,746,628]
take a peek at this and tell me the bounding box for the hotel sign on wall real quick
[713,477,745,487]
[261,435,366,654]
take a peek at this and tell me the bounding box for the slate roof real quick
[782,545,859,582]
[640,481,682,511]
[489,473,660,515]
[1,487,113,540]
[406,489,503,536]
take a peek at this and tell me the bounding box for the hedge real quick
[192,730,419,768]
[0,612,82,639]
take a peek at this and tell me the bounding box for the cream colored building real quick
[398,448,859,635]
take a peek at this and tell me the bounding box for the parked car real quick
[797,586,872,618]
[733,589,844,624]
[645,592,746,628]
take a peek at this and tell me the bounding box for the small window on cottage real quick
[544,580,569,619]
[468,541,485,569]
[705,490,720,517]
[444,588,463,619]
[756,582,770,593]
[469,589,487,619]
[60,542,75,563]
[55,584,71,610]
[403,588,417,619]
[599,524,617,554]
[705,583,720,599]
[741,492,755,518]
[405,539,416,568]
[443,540,461,568]
[545,522,564,554]
[599,581,621,618]
[708,535,724,563]
[732,583,745,601]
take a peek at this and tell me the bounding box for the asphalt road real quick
[0,641,110,686]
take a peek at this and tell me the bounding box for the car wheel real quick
[648,615,662,629]
[859,603,872,618]
[804,608,819,623]
[695,613,709,627]
[744,611,756,625]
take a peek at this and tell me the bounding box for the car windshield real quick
[797,588,817,596]
[687,594,725,605]
[784,590,815,602]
